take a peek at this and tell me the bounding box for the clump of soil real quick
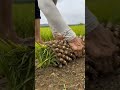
[35,58,85,90]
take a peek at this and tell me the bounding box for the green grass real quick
[35,43,57,68]
[40,24,85,41]
[87,0,120,23]
[0,40,34,90]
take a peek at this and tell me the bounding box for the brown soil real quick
[35,58,85,90]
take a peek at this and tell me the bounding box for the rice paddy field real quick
[40,25,85,41]
[13,3,34,38]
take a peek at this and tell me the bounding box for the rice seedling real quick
[35,43,57,68]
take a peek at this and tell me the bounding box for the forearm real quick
[38,0,76,41]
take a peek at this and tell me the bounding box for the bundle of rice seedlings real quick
[35,36,85,68]
[44,37,85,68]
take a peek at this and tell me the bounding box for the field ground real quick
[36,58,85,90]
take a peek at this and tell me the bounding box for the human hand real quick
[86,25,117,58]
